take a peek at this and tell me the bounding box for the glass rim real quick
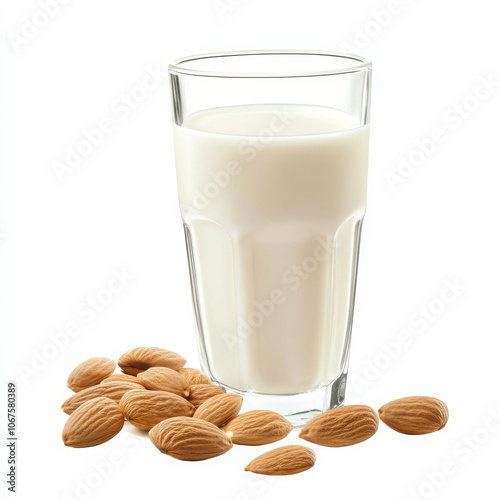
[168,50,371,79]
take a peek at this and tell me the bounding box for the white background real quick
[1,1,499,499]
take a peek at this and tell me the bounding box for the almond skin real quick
[118,347,186,375]
[299,405,379,447]
[62,381,145,415]
[149,416,232,461]
[188,384,225,408]
[378,396,449,435]
[101,374,145,386]
[245,445,316,475]
[193,393,243,427]
[120,390,195,431]
[137,367,190,397]
[67,357,116,392]
[178,367,211,386]
[222,410,293,445]
[62,397,124,448]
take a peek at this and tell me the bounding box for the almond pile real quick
[61,347,449,476]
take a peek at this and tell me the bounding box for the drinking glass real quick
[169,51,371,425]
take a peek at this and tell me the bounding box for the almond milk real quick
[174,104,369,395]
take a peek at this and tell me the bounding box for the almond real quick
[101,373,145,386]
[222,410,293,445]
[67,357,116,392]
[378,396,449,435]
[188,384,225,408]
[193,393,243,427]
[137,367,189,397]
[118,347,186,375]
[149,416,232,461]
[245,445,316,475]
[62,397,124,448]
[62,381,145,415]
[299,405,379,447]
[120,390,195,431]
[179,367,211,386]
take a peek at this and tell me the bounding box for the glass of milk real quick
[169,51,371,426]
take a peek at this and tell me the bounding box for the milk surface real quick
[174,104,369,394]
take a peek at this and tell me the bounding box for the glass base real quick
[217,372,347,428]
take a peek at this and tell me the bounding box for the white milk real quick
[174,104,369,395]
